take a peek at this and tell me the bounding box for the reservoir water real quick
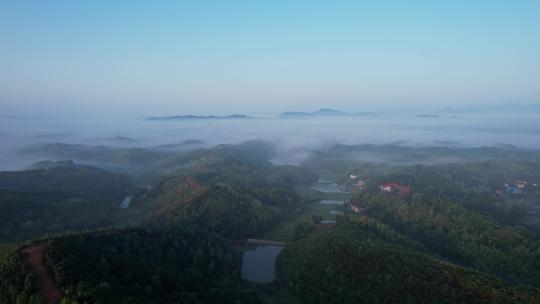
[240,245,283,283]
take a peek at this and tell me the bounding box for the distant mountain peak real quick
[316,108,342,113]
[280,108,378,118]
[146,114,251,121]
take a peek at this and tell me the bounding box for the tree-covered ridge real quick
[0,162,133,202]
[352,193,540,286]
[336,159,540,227]
[0,191,120,243]
[376,161,540,217]
[386,161,540,194]
[135,160,317,239]
[278,163,540,303]
[20,143,164,169]
[278,227,540,304]
[48,227,259,304]
[2,141,540,303]
[191,159,318,189]
[0,162,135,243]
[325,144,540,164]
[18,140,278,179]
[377,161,540,232]
[185,140,276,165]
[174,184,279,239]
[0,248,42,304]
[0,227,260,304]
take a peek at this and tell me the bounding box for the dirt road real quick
[23,243,61,304]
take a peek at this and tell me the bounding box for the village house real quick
[379,183,411,198]
[348,174,365,192]
[516,180,528,189]
[505,180,530,194]
[350,180,365,192]
[350,203,365,213]
[505,184,521,194]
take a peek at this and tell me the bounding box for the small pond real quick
[239,245,283,283]
[527,206,540,214]
[311,178,349,193]
[319,200,344,205]
[119,195,132,208]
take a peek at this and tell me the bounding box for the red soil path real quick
[23,243,61,304]
[156,176,207,217]
[184,176,204,193]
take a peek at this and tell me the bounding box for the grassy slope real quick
[262,185,353,242]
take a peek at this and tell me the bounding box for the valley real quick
[1,141,540,303]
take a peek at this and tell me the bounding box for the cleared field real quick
[262,185,352,242]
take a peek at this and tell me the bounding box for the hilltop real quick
[280,108,378,118]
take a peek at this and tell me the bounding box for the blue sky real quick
[1,1,539,115]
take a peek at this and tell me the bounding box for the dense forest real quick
[3,0,540,301]
[0,162,134,243]
[1,226,259,304]
[0,247,41,304]
[48,227,258,304]
[349,193,540,286]
[2,142,540,303]
[300,145,540,246]
[0,190,118,243]
[275,144,540,303]
[0,161,133,202]
[134,159,317,239]
[374,161,540,224]
[278,225,540,304]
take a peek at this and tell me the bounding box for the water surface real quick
[240,245,283,283]
[311,178,349,193]
[119,195,132,208]
[319,200,344,205]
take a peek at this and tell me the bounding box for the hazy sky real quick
[1,1,539,116]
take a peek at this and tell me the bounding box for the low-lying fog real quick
[1,111,540,170]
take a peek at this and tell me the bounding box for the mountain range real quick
[146,114,251,121]
[280,108,378,118]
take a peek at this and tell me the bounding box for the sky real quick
[1,1,539,116]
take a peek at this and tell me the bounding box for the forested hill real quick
[0,161,133,202]
[0,162,134,243]
[18,140,277,179]
[325,144,540,163]
[3,142,540,303]
[133,160,318,239]
[278,226,540,304]
[357,193,540,285]
[0,226,259,304]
